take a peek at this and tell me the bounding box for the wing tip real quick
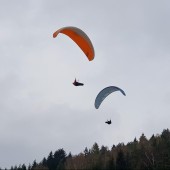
[94,105,99,109]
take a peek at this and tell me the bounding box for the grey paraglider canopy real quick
[94,86,126,109]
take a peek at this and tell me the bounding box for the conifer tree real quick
[42,157,47,167]
[47,151,55,170]
[91,142,100,155]
[91,143,100,169]
[21,164,26,170]
[54,148,66,170]
[32,160,37,169]
[84,147,89,157]
[116,149,126,170]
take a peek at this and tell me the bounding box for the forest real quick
[2,128,170,170]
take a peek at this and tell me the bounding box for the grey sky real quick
[0,0,170,168]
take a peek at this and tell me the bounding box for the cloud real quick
[0,0,170,168]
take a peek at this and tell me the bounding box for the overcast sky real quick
[0,0,170,168]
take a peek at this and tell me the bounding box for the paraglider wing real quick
[95,86,126,109]
[53,26,95,61]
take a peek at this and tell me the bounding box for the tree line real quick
[2,128,170,170]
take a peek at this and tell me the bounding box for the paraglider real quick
[73,78,84,86]
[53,26,95,61]
[105,119,112,125]
[53,26,126,126]
[95,86,126,109]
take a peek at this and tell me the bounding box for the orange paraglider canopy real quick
[53,26,95,61]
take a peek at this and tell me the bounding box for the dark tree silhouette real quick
[4,128,170,170]
[116,149,127,170]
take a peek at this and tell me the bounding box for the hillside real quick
[3,128,170,170]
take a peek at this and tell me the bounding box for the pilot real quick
[105,119,112,125]
[73,78,84,86]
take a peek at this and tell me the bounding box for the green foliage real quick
[3,128,170,170]
[91,142,100,155]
